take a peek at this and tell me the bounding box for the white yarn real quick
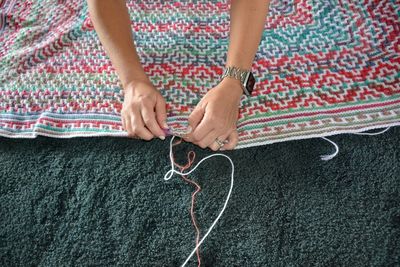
[164,136,234,267]
[352,126,391,136]
[320,137,339,161]
[320,127,392,161]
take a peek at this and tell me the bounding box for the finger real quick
[155,95,168,129]
[131,113,153,141]
[141,105,165,140]
[195,129,220,149]
[188,105,205,132]
[220,130,239,150]
[124,115,135,138]
[208,131,231,151]
[191,112,215,143]
[184,105,205,142]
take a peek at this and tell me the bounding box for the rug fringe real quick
[320,127,392,161]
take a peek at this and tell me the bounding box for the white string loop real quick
[164,136,234,267]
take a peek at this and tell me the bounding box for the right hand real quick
[121,80,168,140]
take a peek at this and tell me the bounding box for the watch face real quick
[245,72,256,95]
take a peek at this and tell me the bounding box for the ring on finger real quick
[215,138,225,148]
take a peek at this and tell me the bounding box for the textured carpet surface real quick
[1,129,400,266]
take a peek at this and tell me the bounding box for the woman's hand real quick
[88,0,168,141]
[121,80,168,140]
[183,78,243,151]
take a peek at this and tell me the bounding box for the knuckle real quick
[210,146,218,151]
[132,101,142,108]
[143,117,151,125]
[142,135,153,141]
[135,128,153,141]
[217,129,227,137]
[192,134,200,142]
[199,142,207,149]
[130,126,138,134]
[208,116,216,123]
[137,94,153,103]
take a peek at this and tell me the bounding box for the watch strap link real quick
[220,66,253,96]
[221,66,250,82]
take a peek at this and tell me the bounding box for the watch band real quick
[220,66,255,96]
[221,66,250,82]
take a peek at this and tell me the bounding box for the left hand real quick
[183,78,243,151]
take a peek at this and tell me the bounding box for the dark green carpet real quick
[1,128,399,266]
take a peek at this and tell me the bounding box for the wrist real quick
[123,77,152,92]
[219,77,244,97]
[120,66,151,88]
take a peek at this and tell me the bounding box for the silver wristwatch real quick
[220,66,256,96]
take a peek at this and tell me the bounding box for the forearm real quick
[87,0,149,88]
[226,0,270,70]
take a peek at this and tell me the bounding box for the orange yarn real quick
[171,138,202,267]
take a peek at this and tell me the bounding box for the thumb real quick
[155,95,168,129]
[183,105,204,142]
[188,104,204,132]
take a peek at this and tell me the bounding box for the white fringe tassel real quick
[320,127,392,161]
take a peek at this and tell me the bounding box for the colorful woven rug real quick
[1,0,399,149]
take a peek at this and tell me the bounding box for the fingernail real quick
[159,135,165,140]
[186,126,192,133]
[163,122,169,129]
[220,147,225,151]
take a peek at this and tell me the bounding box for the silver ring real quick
[215,138,225,148]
